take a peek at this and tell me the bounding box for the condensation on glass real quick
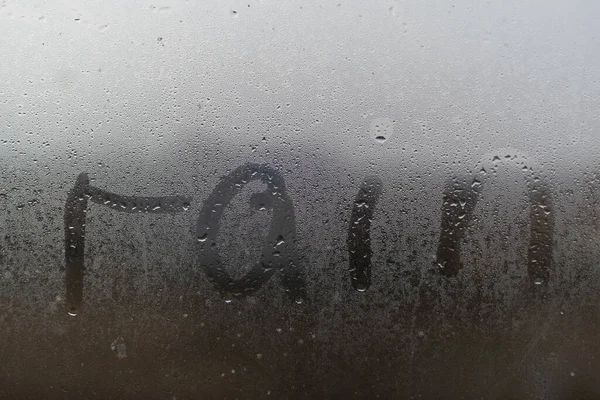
[0,0,599,398]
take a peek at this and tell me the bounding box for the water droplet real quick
[370,117,394,143]
[197,233,208,242]
[110,337,127,359]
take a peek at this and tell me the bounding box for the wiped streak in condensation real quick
[196,163,306,302]
[64,173,191,315]
[435,150,554,287]
[347,176,383,291]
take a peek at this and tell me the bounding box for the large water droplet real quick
[370,117,394,144]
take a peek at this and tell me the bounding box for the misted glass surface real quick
[1,1,599,398]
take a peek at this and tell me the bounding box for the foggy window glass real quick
[1,0,599,398]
